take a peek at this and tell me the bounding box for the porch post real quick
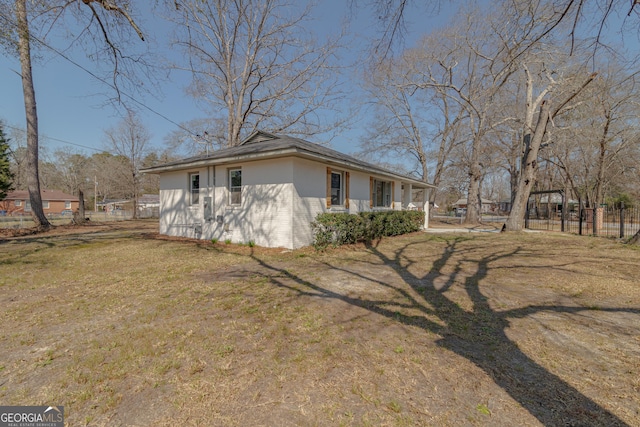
[403,183,412,208]
[424,189,430,229]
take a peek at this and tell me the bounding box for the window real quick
[14,200,21,207]
[25,200,31,212]
[65,201,71,209]
[372,179,393,208]
[331,172,343,206]
[42,201,50,209]
[229,169,242,205]
[190,173,200,205]
[326,168,349,209]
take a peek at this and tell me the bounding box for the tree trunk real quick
[74,189,86,224]
[464,136,482,224]
[505,102,550,231]
[508,132,520,210]
[78,190,86,224]
[505,73,597,231]
[594,109,610,206]
[629,228,640,245]
[16,0,50,230]
[132,171,138,220]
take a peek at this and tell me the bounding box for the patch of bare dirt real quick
[0,223,638,426]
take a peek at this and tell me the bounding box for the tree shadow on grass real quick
[249,236,639,426]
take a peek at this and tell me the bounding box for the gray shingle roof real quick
[141,131,434,188]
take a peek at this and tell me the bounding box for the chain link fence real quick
[0,210,136,229]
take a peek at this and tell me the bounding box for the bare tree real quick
[104,110,151,219]
[542,61,640,207]
[505,71,597,230]
[489,41,583,205]
[1,0,149,229]
[170,0,344,148]
[360,58,465,204]
[90,151,131,203]
[6,128,28,191]
[358,1,640,225]
[14,0,49,228]
[363,0,640,62]
[405,10,520,224]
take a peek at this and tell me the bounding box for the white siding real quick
[348,171,373,212]
[159,170,202,238]
[157,156,408,249]
[217,158,294,248]
[290,159,396,248]
[292,158,326,248]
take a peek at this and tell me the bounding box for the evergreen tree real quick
[0,123,14,200]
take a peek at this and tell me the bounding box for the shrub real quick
[312,210,423,249]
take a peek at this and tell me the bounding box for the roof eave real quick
[141,146,435,189]
[293,149,435,189]
[140,147,300,174]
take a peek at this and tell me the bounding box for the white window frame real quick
[65,201,71,209]
[189,172,200,206]
[25,200,31,212]
[330,171,344,206]
[372,179,392,208]
[42,200,50,209]
[228,168,242,206]
[14,200,21,207]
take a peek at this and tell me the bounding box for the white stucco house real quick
[141,131,435,249]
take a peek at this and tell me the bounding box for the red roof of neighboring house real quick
[5,190,79,202]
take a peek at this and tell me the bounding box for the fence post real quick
[620,202,625,239]
[594,207,604,236]
[578,198,583,235]
[561,191,566,232]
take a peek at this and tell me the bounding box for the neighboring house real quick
[453,197,497,214]
[96,195,160,218]
[141,131,435,249]
[498,200,512,214]
[97,199,128,214]
[138,194,160,209]
[527,193,579,218]
[0,190,79,216]
[138,194,160,218]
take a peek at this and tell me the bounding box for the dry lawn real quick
[0,220,639,426]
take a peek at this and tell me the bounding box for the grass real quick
[0,220,638,426]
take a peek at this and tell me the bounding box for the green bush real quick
[311,210,424,249]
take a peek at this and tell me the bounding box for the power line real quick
[3,124,108,153]
[0,11,197,138]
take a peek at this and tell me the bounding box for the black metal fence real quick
[525,205,640,238]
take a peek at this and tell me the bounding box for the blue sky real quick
[0,1,457,158]
[0,1,637,159]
